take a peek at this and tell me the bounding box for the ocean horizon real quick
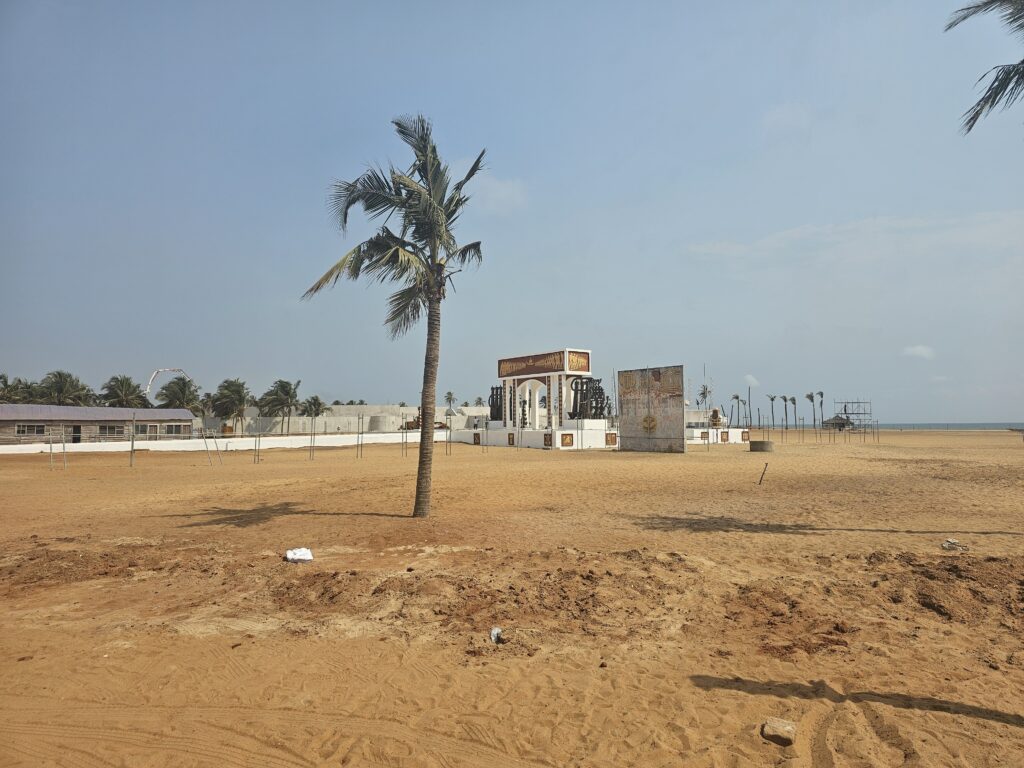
[877,422,1024,431]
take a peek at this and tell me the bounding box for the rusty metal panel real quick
[617,366,686,452]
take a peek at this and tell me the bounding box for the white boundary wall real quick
[0,431,445,456]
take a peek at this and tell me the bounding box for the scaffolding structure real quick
[832,399,873,430]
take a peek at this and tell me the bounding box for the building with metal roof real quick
[0,404,196,445]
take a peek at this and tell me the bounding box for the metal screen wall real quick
[617,366,686,452]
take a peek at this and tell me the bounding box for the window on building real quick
[98,425,125,436]
[163,423,191,435]
[16,424,46,435]
[135,423,157,435]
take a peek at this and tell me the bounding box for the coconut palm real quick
[817,391,825,428]
[300,395,327,434]
[101,375,149,409]
[197,392,214,419]
[38,370,95,406]
[946,1,1024,133]
[259,379,302,433]
[444,391,456,409]
[806,392,817,429]
[697,383,712,410]
[767,394,777,429]
[304,115,485,518]
[730,394,741,426]
[474,396,485,407]
[781,395,789,429]
[212,379,251,432]
[789,396,798,428]
[155,375,202,415]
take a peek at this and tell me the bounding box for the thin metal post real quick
[61,424,67,469]
[49,434,53,470]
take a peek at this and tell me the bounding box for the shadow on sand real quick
[158,502,406,528]
[635,513,1023,538]
[690,675,1024,728]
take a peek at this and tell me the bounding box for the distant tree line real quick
[1,372,488,426]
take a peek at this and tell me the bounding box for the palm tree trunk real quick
[413,296,441,518]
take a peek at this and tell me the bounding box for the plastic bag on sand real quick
[285,547,313,563]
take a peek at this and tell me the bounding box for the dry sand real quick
[1,430,1022,767]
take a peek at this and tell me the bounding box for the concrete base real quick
[749,440,774,452]
[452,427,618,451]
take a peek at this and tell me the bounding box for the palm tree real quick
[38,370,94,406]
[806,392,816,429]
[474,396,485,407]
[817,391,825,429]
[767,394,777,429]
[331,399,342,405]
[101,375,149,409]
[697,383,712,410]
[444,391,456,409]
[300,395,327,433]
[197,392,214,419]
[155,375,202,415]
[304,115,485,518]
[399,401,407,407]
[740,398,748,427]
[789,396,797,429]
[946,1,1024,133]
[259,379,302,433]
[780,395,788,429]
[730,394,741,426]
[212,379,250,433]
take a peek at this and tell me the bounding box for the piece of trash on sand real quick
[489,627,504,644]
[285,547,314,563]
[760,717,796,746]
[941,539,968,552]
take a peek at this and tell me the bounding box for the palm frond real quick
[946,1,1024,37]
[451,149,486,199]
[961,59,1024,132]
[328,167,402,231]
[384,281,428,339]
[448,241,483,267]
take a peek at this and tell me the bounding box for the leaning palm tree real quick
[101,375,149,409]
[805,392,817,429]
[817,391,825,428]
[38,370,95,406]
[767,394,777,429]
[304,115,485,518]
[946,1,1024,133]
[730,394,741,426]
[780,395,789,429]
[212,378,251,433]
[156,375,202,415]
[789,396,798,428]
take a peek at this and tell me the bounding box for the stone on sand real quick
[761,717,797,746]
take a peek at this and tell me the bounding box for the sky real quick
[1,1,1021,422]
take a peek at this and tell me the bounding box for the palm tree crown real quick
[947,1,1024,132]
[101,375,150,409]
[38,370,95,406]
[300,395,327,419]
[304,115,485,518]
[212,379,251,431]
[156,375,202,415]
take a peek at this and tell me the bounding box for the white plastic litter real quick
[285,547,314,563]
[941,539,968,552]
[489,627,504,644]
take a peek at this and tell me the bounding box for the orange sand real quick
[1,430,1022,766]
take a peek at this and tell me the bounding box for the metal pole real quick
[61,424,67,469]
[49,433,53,470]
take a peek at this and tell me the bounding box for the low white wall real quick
[0,431,446,456]
[450,427,617,451]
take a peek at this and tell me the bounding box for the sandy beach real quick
[1,430,1022,766]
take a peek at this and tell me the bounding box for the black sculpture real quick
[488,385,503,422]
[568,377,608,420]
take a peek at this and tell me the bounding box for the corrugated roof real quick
[0,404,195,421]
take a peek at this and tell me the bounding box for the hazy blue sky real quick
[2,1,1021,421]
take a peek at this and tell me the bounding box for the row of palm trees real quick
[443,392,486,409]
[0,371,333,431]
[765,392,826,430]
[694,383,827,429]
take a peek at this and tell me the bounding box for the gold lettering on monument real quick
[567,351,590,372]
[498,351,565,378]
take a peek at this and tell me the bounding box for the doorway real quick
[71,425,82,444]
